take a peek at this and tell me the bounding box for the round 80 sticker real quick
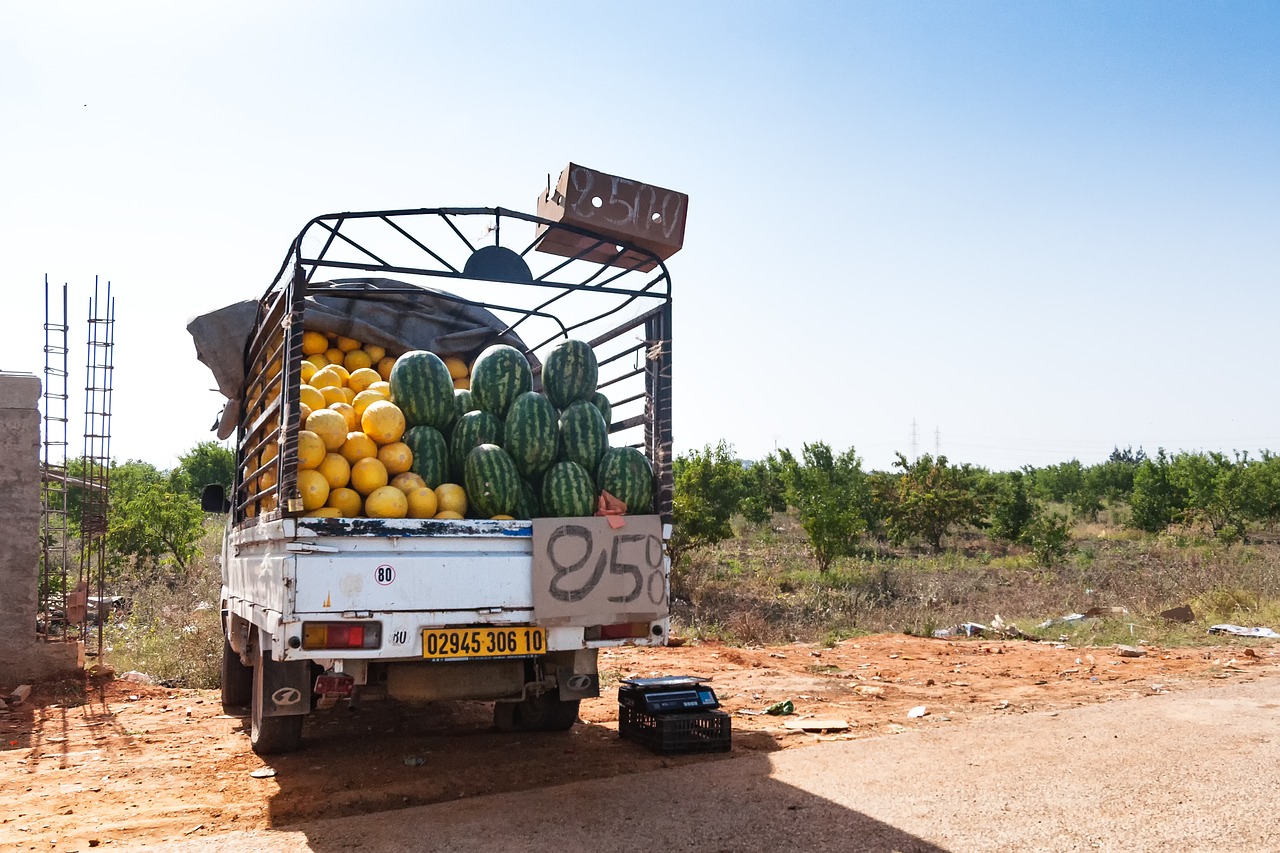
[375,564,396,586]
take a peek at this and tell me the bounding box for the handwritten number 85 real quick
[546,526,665,605]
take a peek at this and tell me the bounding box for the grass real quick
[671,512,1280,648]
[102,524,224,688]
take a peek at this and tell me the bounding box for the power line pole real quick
[935,426,941,458]
[910,419,919,461]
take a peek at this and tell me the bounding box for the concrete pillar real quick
[0,371,80,685]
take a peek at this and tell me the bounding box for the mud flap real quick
[259,652,312,717]
[556,665,600,700]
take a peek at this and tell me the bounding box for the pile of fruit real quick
[289,329,653,521]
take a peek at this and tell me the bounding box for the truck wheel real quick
[250,644,304,755]
[500,689,580,732]
[221,638,252,713]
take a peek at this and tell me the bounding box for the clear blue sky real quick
[4,1,1277,472]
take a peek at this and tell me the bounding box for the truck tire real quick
[250,644,304,755]
[496,689,580,732]
[220,638,252,713]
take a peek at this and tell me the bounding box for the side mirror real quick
[201,483,231,513]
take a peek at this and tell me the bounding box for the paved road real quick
[156,674,1278,852]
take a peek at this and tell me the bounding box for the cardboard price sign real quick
[532,515,666,625]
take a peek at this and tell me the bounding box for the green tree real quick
[1130,449,1179,533]
[669,441,744,567]
[106,481,205,585]
[1169,450,1250,540]
[883,453,984,552]
[171,441,236,501]
[989,470,1034,543]
[738,453,789,525]
[786,442,867,572]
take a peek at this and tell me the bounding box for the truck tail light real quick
[301,621,382,650]
[589,621,652,640]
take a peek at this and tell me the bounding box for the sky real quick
[3,1,1277,473]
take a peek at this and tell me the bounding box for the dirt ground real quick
[2,635,1275,851]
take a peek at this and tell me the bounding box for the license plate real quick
[422,626,546,660]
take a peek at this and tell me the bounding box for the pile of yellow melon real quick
[292,329,471,520]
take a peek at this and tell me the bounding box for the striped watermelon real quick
[504,391,559,478]
[541,339,598,409]
[403,425,449,489]
[449,410,503,481]
[389,351,456,429]
[456,388,479,415]
[590,391,612,431]
[464,444,520,518]
[558,400,608,475]
[470,344,532,419]
[596,446,653,514]
[541,460,596,518]
[514,478,541,520]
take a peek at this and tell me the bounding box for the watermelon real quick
[389,351,455,429]
[403,425,449,489]
[456,388,479,415]
[541,460,596,518]
[541,339,597,409]
[470,344,532,419]
[504,391,560,478]
[596,446,653,514]
[449,410,503,481]
[464,444,520,518]
[590,391,612,431]
[558,400,608,475]
[513,478,541,520]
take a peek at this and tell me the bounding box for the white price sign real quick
[532,515,666,625]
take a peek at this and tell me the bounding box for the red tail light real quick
[301,621,382,650]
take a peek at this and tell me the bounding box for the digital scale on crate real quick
[617,676,732,754]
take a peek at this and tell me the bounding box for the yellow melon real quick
[326,487,363,517]
[313,367,347,391]
[348,367,382,394]
[453,377,470,390]
[320,385,347,407]
[325,347,345,365]
[297,469,330,510]
[350,457,389,496]
[299,402,314,423]
[490,514,515,520]
[326,364,351,384]
[306,353,330,370]
[352,389,388,419]
[261,442,279,466]
[329,402,358,432]
[376,356,396,381]
[299,360,318,384]
[301,330,329,356]
[296,430,327,470]
[337,335,362,353]
[340,431,378,465]
[364,344,386,364]
[434,483,467,516]
[443,355,469,380]
[306,409,348,451]
[361,400,406,445]
[391,472,427,493]
[344,349,373,372]
[369,380,392,396]
[377,441,413,475]
[306,506,343,518]
[299,384,326,412]
[317,453,351,489]
[406,485,438,518]
[433,509,464,520]
[365,485,408,519]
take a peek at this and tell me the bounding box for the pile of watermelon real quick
[389,339,654,520]
[287,328,653,521]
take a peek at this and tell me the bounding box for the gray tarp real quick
[188,278,529,439]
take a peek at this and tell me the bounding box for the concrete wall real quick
[0,371,79,685]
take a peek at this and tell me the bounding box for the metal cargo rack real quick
[234,207,674,529]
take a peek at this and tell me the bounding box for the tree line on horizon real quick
[672,441,1280,570]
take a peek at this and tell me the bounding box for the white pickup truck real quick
[192,184,681,754]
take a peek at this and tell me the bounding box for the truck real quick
[191,168,683,754]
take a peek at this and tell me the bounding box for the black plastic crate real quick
[618,706,732,755]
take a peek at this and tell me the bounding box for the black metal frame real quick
[233,207,674,527]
